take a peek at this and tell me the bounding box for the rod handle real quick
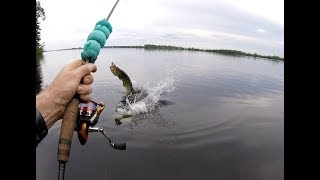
[57,97,79,163]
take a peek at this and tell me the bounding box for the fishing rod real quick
[57,1,124,180]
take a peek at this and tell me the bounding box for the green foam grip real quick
[96,20,112,33]
[81,19,113,63]
[87,30,106,47]
[81,40,101,63]
[94,25,110,39]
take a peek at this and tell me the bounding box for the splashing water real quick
[115,70,176,117]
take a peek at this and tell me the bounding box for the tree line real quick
[143,44,284,61]
[36,1,45,55]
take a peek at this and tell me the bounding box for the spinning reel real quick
[75,100,126,150]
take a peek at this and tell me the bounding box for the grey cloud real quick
[152,0,283,56]
[160,1,283,39]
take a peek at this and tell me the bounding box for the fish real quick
[109,62,174,124]
[110,62,138,96]
[110,62,141,123]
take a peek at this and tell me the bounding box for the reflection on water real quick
[36,48,283,180]
[36,54,43,95]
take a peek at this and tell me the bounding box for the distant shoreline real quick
[44,44,284,61]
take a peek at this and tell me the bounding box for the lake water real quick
[36,48,284,180]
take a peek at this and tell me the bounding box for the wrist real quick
[36,90,63,129]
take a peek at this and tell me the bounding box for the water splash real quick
[115,69,176,117]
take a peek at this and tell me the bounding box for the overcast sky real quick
[38,0,284,57]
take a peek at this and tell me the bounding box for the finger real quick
[77,84,92,95]
[81,74,94,85]
[64,59,85,71]
[75,63,97,79]
[79,94,92,103]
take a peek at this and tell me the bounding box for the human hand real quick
[36,59,97,129]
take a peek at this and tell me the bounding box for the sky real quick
[38,0,284,57]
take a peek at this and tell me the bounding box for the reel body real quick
[76,101,105,145]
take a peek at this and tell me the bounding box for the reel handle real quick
[113,142,126,150]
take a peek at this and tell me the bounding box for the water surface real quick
[36,48,283,180]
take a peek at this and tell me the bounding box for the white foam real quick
[117,69,176,116]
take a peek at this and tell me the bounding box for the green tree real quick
[36,1,46,55]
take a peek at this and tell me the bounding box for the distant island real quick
[45,44,284,61]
